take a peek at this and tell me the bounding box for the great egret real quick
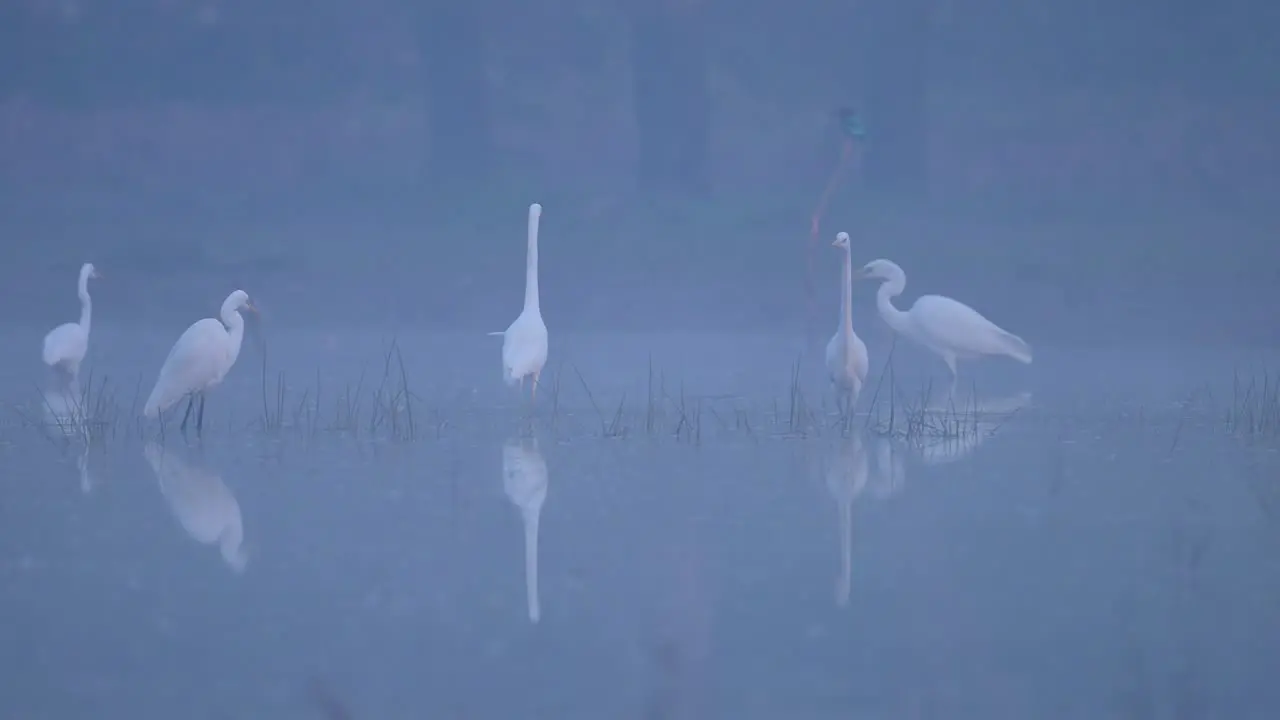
[503,436,547,623]
[858,259,1031,391]
[143,290,256,437]
[489,203,548,404]
[42,262,99,381]
[825,232,869,415]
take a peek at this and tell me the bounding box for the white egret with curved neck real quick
[489,203,548,405]
[42,262,100,381]
[143,290,256,437]
[858,259,1030,392]
[825,232,869,415]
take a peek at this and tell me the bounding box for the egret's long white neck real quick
[875,276,913,337]
[77,270,92,332]
[839,246,854,335]
[223,309,246,368]
[523,210,540,313]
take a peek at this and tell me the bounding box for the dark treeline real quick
[1,0,1274,203]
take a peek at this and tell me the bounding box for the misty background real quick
[2,0,1278,342]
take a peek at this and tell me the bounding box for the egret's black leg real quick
[179,395,195,434]
[196,393,206,436]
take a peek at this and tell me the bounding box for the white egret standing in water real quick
[42,262,99,382]
[858,259,1031,392]
[825,232,869,416]
[143,290,256,437]
[489,203,548,405]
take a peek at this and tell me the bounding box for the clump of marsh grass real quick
[257,339,420,442]
[18,371,128,449]
[1224,369,1280,442]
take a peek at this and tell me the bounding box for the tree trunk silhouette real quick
[416,1,492,198]
[861,0,931,200]
[630,0,711,198]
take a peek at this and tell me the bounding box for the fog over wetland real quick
[3,1,1280,718]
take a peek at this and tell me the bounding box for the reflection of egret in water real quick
[825,433,869,607]
[502,436,547,623]
[911,390,1032,466]
[867,435,907,500]
[40,380,95,494]
[823,431,914,607]
[143,442,248,573]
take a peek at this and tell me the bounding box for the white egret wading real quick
[42,262,100,381]
[858,259,1030,392]
[824,232,869,415]
[143,290,256,436]
[489,203,548,404]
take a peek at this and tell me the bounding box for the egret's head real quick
[80,263,100,280]
[529,202,542,219]
[857,259,904,283]
[222,289,257,315]
[832,231,850,250]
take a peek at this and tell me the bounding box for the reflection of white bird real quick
[143,290,256,437]
[914,391,1032,466]
[825,433,869,607]
[825,232,869,415]
[503,436,547,623]
[42,262,99,381]
[867,435,907,500]
[144,442,248,573]
[858,259,1030,392]
[489,203,548,405]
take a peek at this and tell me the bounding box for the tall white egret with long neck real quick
[824,232,868,414]
[489,203,548,404]
[143,290,256,437]
[42,262,100,381]
[858,259,1031,391]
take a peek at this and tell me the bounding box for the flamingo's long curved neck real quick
[876,274,913,337]
[77,270,92,332]
[524,211,540,313]
[839,246,854,336]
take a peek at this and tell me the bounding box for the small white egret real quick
[858,259,1031,392]
[488,203,548,404]
[824,232,869,415]
[42,262,99,380]
[143,290,256,437]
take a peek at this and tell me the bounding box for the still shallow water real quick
[2,331,1279,719]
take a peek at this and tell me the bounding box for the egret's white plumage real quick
[42,262,99,379]
[503,436,547,623]
[489,203,548,403]
[824,232,869,414]
[143,290,255,435]
[858,259,1031,388]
